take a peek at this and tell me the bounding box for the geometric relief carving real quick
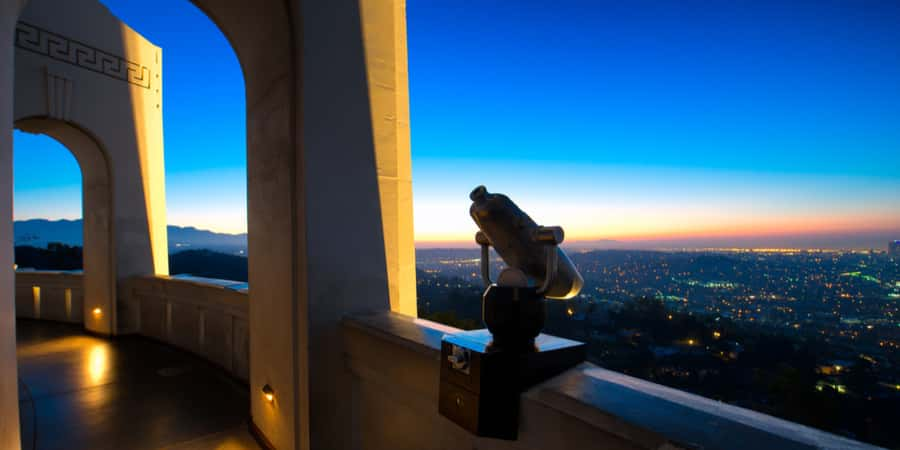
[45,69,73,120]
[16,21,151,89]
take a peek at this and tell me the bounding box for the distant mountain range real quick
[14,219,248,255]
[15,219,898,254]
[14,219,83,248]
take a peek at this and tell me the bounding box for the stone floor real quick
[16,319,259,450]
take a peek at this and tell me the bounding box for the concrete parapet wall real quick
[343,313,883,450]
[15,272,250,382]
[15,271,85,323]
[119,275,249,382]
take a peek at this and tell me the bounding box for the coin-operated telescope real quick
[438,186,587,440]
[470,185,583,350]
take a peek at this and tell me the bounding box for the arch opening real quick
[14,117,115,329]
[12,130,83,272]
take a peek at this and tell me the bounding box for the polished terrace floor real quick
[16,320,259,450]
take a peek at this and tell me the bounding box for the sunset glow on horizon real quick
[410,161,900,249]
[413,204,900,245]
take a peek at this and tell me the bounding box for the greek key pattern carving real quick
[15,21,151,89]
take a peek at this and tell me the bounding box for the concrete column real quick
[192,2,408,449]
[182,0,301,447]
[360,0,417,317]
[233,0,412,448]
[0,1,23,448]
[300,0,410,448]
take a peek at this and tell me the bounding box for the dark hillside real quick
[169,249,248,282]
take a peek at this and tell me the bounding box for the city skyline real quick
[12,0,900,248]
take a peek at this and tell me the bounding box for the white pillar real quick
[0,1,23,448]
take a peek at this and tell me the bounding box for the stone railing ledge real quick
[143,274,247,291]
[15,269,84,274]
[343,312,885,450]
[529,364,885,450]
[343,310,447,356]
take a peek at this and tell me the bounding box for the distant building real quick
[890,240,900,256]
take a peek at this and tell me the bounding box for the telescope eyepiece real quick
[470,185,489,202]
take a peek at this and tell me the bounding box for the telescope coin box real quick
[438,329,586,440]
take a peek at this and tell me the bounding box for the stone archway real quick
[15,118,115,333]
[2,0,413,448]
[1,0,305,447]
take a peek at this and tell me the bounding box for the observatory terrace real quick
[0,0,891,448]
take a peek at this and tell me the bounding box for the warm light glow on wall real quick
[92,307,102,317]
[64,288,73,320]
[119,22,168,276]
[359,0,417,317]
[262,384,275,403]
[32,286,41,318]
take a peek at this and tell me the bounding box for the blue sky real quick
[13,0,900,248]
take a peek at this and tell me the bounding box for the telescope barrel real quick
[469,186,583,299]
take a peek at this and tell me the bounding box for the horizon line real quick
[15,217,899,249]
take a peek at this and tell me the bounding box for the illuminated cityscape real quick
[417,247,900,445]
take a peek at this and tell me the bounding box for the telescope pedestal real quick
[438,329,585,440]
[482,285,545,352]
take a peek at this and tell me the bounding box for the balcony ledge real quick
[343,312,883,450]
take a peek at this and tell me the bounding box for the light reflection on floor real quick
[16,319,258,450]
